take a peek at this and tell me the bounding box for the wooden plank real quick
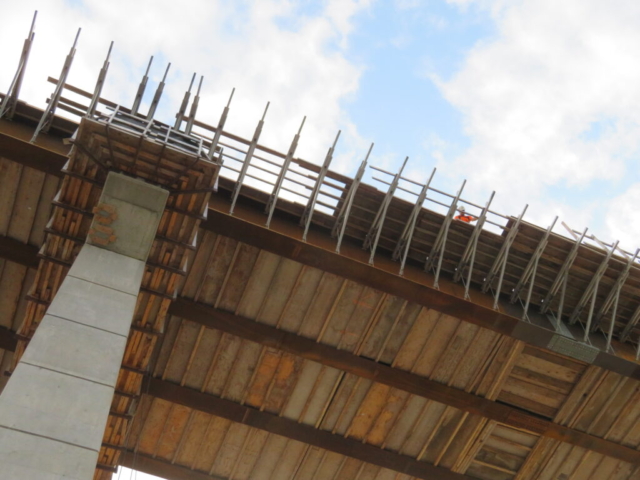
[201,200,640,381]
[143,377,474,480]
[168,299,640,465]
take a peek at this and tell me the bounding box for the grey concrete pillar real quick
[0,173,167,479]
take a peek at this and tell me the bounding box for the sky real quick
[1,0,640,477]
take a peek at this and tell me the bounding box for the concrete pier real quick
[0,173,167,479]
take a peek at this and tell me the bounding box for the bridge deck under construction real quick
[1,15,640,480]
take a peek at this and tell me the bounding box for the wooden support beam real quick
[0,235,39,269]
[143,376,472,480]
[202,198,640,381]
[0,326,17,353]
[1,118,639,381]
[0,128,66,177]
[119,451,227,480]
[168,298,640,466]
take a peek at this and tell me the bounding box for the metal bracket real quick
[131,56,153,116]
[510,216,558,303]
[592,248,639,332]
[229,101,270,215]
[174,73,196,129]
[207,88,235,162]
[482,205,528,309]
[568,238,618,330]
[453,191,495,299]
[265,116,306,228]
[87,41,113,117]
[147,63,171,120]
[620,304,640,342]
[393,168,436,276]
[0,11,36,120]
[31,28,81,143]
[540,226,588,315]
[300,131,341,242]
[332,143,372,253]
[185,76,203,135]
[363,156,408,264]
[424,180,466,289]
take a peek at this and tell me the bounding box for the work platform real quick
[1,14,640,480]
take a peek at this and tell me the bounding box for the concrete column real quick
[0,173,167,479]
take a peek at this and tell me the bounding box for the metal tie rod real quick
[185,75,204,135]
[147,63,171,119]
[453,191,495,299]
[207,88,235,162]
[300,131,341,242]
[510,216,558,303]
[579,240,618,343]
[363,156,408,265]
[87,41,113,117]
[31,27,81,143]
[229,101,270,215]
[592,248,640,331]
[540,226,588,314]
[429,180,466,289]
[519,217,559,320]
[174,72,196,129]
[454,191,495,282]
[393,168,436,261]
[132,56,153,115]
[394,168,436,276]
[424,179,466,272]
[620,303,640,342]
[0,10,37,120]
[569,238,619,326]
[482,204,528,309]
[332,143,372,254]
[265,116,306,228]
[605,271,624,352]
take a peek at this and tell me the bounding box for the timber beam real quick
[0,236,39,269]
[0,127,67,176]
[202,198,640,381]
[0,326,17,353]
[168,298,640,466]
[143,376,472,480]
[2,127,640,381]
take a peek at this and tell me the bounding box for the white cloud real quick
[433,0,640,237]
[0,0,371,174]
[607,183,640,252]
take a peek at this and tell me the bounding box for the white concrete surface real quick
[0,171,168,479]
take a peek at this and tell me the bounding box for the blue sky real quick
[2,1,640,478]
